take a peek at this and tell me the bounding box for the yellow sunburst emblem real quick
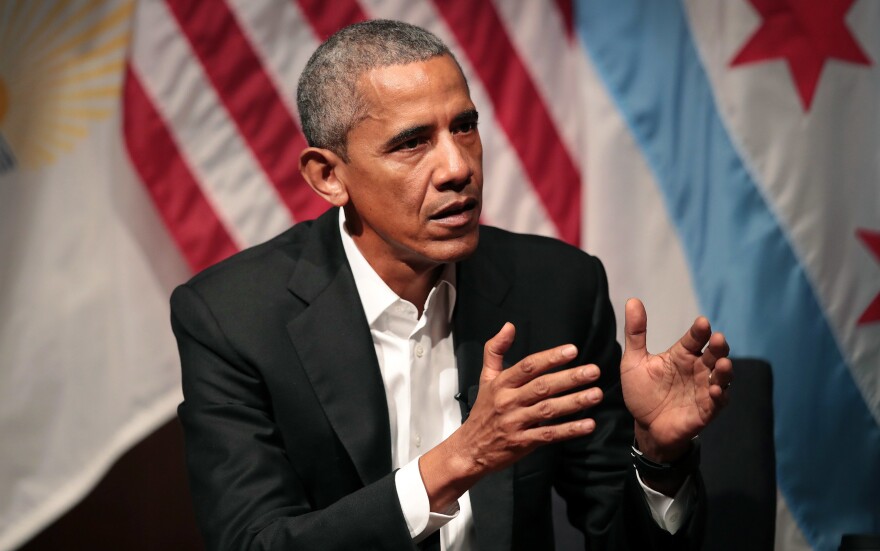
[0,0,134,173]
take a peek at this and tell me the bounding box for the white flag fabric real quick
[1,1,877,550]
[0,1,189,550]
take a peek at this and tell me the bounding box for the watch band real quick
[631,437,701,481]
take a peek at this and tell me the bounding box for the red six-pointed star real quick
[730,0,873,110]
[857,229,880,326]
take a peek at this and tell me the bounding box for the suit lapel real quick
[454,236,530,551]
[285,209,392,485]
[284,217,532,547]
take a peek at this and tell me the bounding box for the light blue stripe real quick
[575,1,880,549]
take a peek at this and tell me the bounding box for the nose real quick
[433,134,472,190]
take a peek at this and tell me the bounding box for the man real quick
[171,20,733,551]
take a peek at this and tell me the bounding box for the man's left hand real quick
[620,298,733,464]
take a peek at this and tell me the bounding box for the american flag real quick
[124,0,585,273]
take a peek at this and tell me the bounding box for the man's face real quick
[336,54,483,275]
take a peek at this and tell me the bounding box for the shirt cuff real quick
[635,469,695,534]
[394,456,460,542]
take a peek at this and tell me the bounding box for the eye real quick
[397,137,425,151]
[454,121,478,134]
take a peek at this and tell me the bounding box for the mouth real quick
[429,198,479,223]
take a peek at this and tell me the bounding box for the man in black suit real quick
[171,20,733,551]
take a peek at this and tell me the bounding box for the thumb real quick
[624,298,648,357]
[481,322,516,384]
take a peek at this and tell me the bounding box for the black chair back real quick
[552,358,777,550]
[701,358,776,551]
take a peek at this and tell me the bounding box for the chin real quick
[429,227,480,264]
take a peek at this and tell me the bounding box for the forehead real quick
[353,55,474,134]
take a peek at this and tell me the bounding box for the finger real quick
[516,386,604,426]
[708,356,733,389]
[697,332,729,372]
[521,418,597,445]
[708,365,732,406]
[708,383,731,407]
[481,322,516,384]
[501,344,578,388]
[518,364,601,406]
[624,298,648,355]
[708,331,730,359]
[678,315,712,356]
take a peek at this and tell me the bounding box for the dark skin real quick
[300,55,733,510]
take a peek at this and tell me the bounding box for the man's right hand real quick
[418,322,603,512]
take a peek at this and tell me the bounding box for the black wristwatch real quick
[631,437,701,482]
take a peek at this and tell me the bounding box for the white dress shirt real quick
[338,210,690,549]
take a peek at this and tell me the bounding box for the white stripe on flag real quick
[228,0,319,128]
[131,0,294,249]
[576,33,702,356]
[491,0,584,167]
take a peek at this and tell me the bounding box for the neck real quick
[371,256,444,317]
[343,208,446,315]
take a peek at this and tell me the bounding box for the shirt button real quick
[414,344,425,358]
[668,512,680,524]
[415,434,422,448]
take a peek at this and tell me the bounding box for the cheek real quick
[397,177,432,215]
[466,134,483,161]
[369,182,426,231]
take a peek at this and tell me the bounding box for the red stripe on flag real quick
[123,66,239,273]
[296,0,366,41]
[554,0,575,41]
[433,0,582,245]
[166,0,329,223]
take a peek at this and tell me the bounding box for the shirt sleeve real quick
[636,470,696,534]
[394,456,460,542]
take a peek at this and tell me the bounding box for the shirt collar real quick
[338,209,457,326]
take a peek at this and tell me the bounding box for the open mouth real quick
[429,198,478,220]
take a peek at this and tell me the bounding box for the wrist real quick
[633,423,691,463]
[631,437,700,496]
[418,434,481,512]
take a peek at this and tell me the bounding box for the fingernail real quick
[562,345,577,358]
[586,365,600,378]
[588,388,602,401]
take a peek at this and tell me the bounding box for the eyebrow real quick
[382,109,480,151]
[383,125,432,151]
[452,109,479,126]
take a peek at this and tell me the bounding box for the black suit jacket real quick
[171,208,705,550]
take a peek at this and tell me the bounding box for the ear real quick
[299,147,349,207]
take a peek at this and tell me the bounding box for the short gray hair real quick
[296,20,460,160]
